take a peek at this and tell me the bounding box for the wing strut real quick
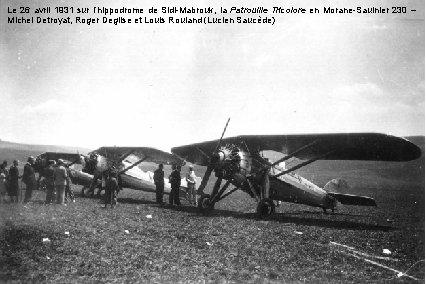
[217,186,239,202]
[119,157,148,175]
[270,140,318,167]
[117,150,135,164]
[273,151,334,178]
[210,180,231,204]
[67,156,83,167]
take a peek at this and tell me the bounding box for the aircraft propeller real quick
[197,117,230,195]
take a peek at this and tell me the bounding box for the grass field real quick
[0,173,424,283]
[0,137,424,283]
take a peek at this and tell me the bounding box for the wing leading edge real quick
[172,133,421,166]
[92,147,184,166]
[36,152,84,164]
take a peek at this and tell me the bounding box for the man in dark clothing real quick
[64,165,75,203]
[44,160,56,204]
[0,161,8,175]
[168,164,181,206]
[23,156,37,203]
[9,160,20,203]
[0,161,9,200]
[104,168,119,209]
[154,164,165,204]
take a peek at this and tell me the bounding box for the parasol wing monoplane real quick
[172,120,421,217]
[35,147,188,199]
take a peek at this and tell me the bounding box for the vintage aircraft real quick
[171,119,421,217]
[34,147,193,199]
[34,152,92,190]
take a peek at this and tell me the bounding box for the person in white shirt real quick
[54,159,68,205]
[0,172,7,203]
[185,166,197,205]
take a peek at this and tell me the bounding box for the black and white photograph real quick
[0,0,424,282]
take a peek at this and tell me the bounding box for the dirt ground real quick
[0,177,423,283]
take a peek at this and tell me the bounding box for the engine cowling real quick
[214,144,252,185]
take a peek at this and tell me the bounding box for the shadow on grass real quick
[161,204,394,232]
[82,191,393,232]
[117,197,158,205]
[265,213,394,231]
[299,210,369,217]
[25,200,46,205]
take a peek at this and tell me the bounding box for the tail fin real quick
[324,178,376,206]
[324,178,350,193]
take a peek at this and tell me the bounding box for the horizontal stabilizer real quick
[328,192,377,207]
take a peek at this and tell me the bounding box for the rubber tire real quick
[256,198,276,218]
[39,179,48,192]
[197,194,214,214]
[81,186,94,197]
[95,187,104,198]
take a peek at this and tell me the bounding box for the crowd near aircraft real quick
[34,152,92,190]
[34,119,421,218]
[171,119,421,217]
[34,147,195,199]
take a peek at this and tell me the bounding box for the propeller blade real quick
[197,164,214,195]
[214,117,231,153]
[198,118,231,194]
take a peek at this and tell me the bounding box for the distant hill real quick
[0,140,91,164]
[0,136,423,192]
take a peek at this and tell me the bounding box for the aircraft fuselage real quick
[269,172,336,210]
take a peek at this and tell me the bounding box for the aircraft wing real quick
[91,147,184,165]
[36,152,84,164]
[171,133,421,165]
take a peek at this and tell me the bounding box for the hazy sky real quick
[1,0,424,151]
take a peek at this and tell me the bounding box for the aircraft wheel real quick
[39,179,48,192]
[197,194,214,214]
[94,187,104,197]
[81,186,94,197]
[256,198,276,218]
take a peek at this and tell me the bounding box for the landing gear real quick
[322,207,335,214]
[197,194,215,214]
[81,182,103,198]
[39,179,48,191]
[256,198,276,218]
[81,186,94,197]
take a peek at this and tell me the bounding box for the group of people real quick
[154,164,198,206]
[0,156,75,205]
[42,158,75,205]
[0,155,198,208]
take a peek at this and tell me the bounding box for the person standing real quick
[64,165,75,203]
[186,166,197,205]
[0,161,9,201]
[8,160,20,203]
[168,164,181,206]
[44,160,56,204]
[23,156,36,203]
[0,160,8,176]
[104,168,119,208]
[0,171,7,203]
[154,164,165,204]
[54,159,68,205]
